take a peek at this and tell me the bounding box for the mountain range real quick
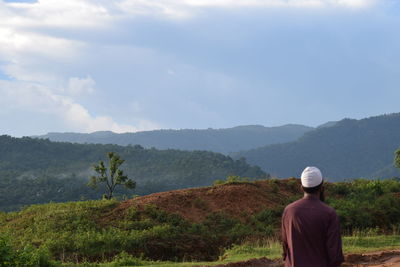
[35,113,400,179]
[235,113,400,180]
[0,135,266,211]
[36,124,313,154]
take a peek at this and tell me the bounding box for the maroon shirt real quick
[281,195,344,267]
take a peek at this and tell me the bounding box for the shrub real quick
[0,235,57,267]
[213,175,251,186]
[0,235,13,266]
[110,251,143,266]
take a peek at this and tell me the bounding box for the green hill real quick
[0,135,267,211]
[1,178,400,265]
[235,113,400,180]
[35,124,313,154]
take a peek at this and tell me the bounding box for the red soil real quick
[197,250,400,267]
[343,250,400,267]
[102,180,400,266]
[110,179,301,222]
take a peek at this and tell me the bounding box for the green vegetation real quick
[88,152,136,199]
[326,179,400,231]
[1,179,400,266]
[0,199,257,263]
[0,235,58,267]
[213,175,252,185]
[236,113,400,179]
[395,148,400,169]
[3,233,400,267]
[0,135,267,211]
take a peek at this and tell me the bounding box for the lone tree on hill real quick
[395,149,400,169]
[88,152,136,199]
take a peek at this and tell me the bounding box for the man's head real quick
[301,166,324,196]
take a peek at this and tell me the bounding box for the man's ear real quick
[319,185,325,202]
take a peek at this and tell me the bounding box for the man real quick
[281,166,344,267]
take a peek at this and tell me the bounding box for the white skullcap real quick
[301,166,323,188]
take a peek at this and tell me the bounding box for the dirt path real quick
[343,250,400,267]
[203,250,400,267]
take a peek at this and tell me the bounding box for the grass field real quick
[65,233,400,267]
[3,179,400,267]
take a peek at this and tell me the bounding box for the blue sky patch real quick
[0,69,12,81]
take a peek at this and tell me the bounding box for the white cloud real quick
[0,0,390,136]
[116,0,191,19]
[184,0,322,8]
[0,80,160,133]
[115,0,378,17]
[0,26,84,82]
[332,0,376,8]
[67,76,95,96]
[183,0,376,8]
[3,0,112,28]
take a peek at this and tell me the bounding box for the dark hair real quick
[302,182,323,194]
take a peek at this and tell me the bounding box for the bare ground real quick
[198,250,400,267]
[105,179,300,224]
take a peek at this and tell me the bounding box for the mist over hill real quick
[35,124,313,154]
[235,113,400,180]
[0,135,267,211]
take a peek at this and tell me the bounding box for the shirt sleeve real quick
[326,211,344,267]
[281,209,288,260]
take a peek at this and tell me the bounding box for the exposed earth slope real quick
[107,179,300,223]
[208,250,400,267]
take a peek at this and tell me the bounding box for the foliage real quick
[0,234,58,267]
[213,175,252,186]
[88,152,136,199]
[236,113,400,179]
[1,179,400,264]
[395,148,400,169]
[110,251,143,266]
[326,179,400,232]
[0,135,267,211]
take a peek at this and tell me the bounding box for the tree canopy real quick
[0,135,267,211]
[236,113,400,180]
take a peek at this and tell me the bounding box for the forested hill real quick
[235,113,400,180]
[35,124,313,154]
[0,135,267,211]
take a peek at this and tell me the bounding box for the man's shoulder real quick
[284,198,337,215]
[284,198,303,210]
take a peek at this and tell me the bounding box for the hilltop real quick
[0,135,266,211]
[105,178,301,224]
[35,124,313,154]
[1,178,400,264]
[235,113,400,180]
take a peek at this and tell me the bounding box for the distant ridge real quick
[0,135,267,211]
[35,124,314,154]
[316,121,338,129]
[235,113,400,180]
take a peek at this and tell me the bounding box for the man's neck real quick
[304,192,320,198]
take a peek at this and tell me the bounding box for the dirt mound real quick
[205,257,282,267]
[206,250,400,267]
[112,179,300,222]
[343,250,400,266]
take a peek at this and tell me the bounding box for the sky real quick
[1,0,400,136]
